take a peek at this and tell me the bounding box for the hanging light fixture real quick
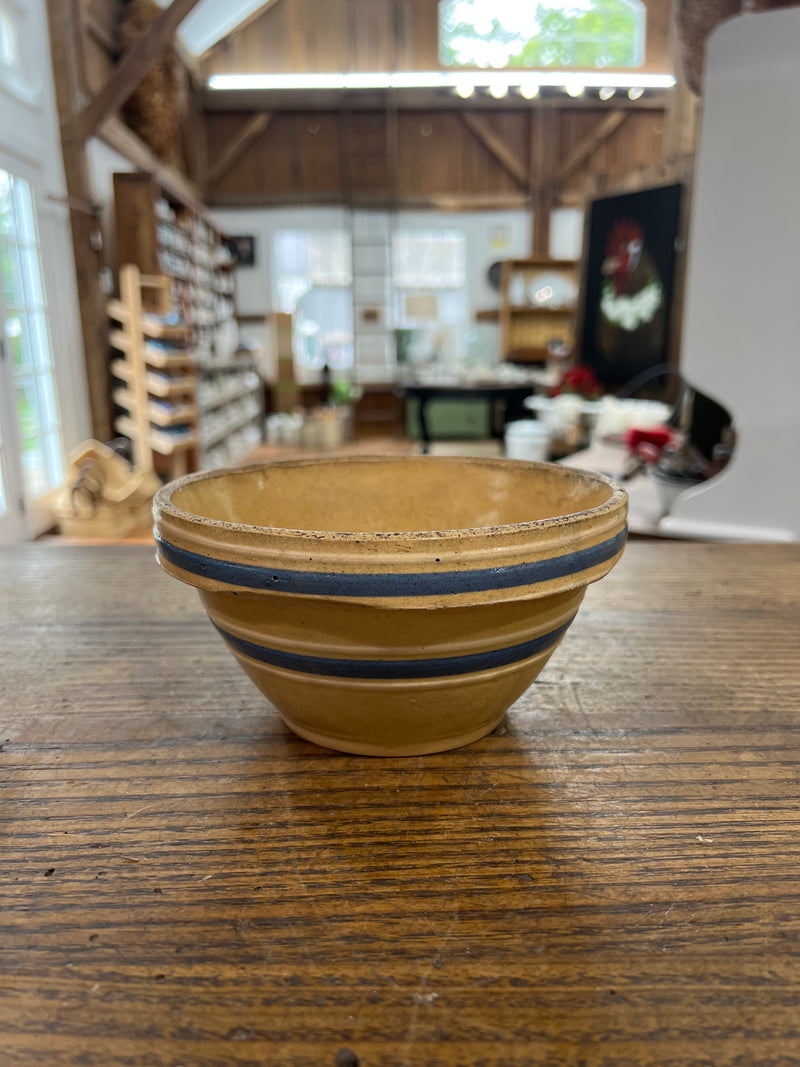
[207,73,676,92]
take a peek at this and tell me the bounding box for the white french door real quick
[0,0,91,543]
[0,330,25,541]
[0,163,66,541]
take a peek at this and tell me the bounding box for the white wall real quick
[212,205,584,314]
[85,137,137,276]
[550,207,584,262]
[211,206,352,316]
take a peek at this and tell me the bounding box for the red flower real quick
[549,366,604,400]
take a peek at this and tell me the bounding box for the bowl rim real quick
[153,455,627,543]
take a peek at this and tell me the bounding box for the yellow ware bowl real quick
[153,456,627,756]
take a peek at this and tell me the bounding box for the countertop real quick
[2,542,799,1065]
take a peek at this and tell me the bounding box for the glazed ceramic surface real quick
[153,456,628,755]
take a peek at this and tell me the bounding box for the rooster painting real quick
[597,217,665,377]
[580,185,683,391]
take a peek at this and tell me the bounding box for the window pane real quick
[275,230,352,290]
[5,312,30,371]
[20,245,45,308]
[439,0,645,69]
[393,231,466,288]
[308,232,352,286]
[43,431,64,489]
[21,436,47,498]
[1,168,65,507]
[0,11,19,70]
[13,179,37,244]
[0,171,14,238]
[274,230,308,276]
[1,240,24,307]
[34,371,59,432]
[28,310,53,372]
[15,375,39,439]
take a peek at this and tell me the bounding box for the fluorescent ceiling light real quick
[208,71,676,92]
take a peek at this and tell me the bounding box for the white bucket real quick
[504,420,550,462]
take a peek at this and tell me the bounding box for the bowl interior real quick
[169,457,615,535]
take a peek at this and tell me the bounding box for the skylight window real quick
[154,0,271,56]
[439,0,645,70]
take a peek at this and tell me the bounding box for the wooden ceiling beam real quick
[459,112,528,189]
[68,0,204,143]
[553,110,630,189]
[98,115,203,212]
[206,112,273,189]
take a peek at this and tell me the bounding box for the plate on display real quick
[527,272,578,309]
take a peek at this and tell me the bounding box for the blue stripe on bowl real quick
[211,616,576,680]
[156,528,626,598]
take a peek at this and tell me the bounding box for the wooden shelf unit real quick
[112,173,262,471]
[499,258,580,364]
[108,266,197,480]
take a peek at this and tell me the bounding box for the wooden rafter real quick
[98,116,202,209]
[68,0,204,143]
[206,113,273,189]
[460,112,528,189]
[553,110,630,188]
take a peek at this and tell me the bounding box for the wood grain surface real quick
[2,542,799,1066]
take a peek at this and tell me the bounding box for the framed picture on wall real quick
[580,184,683,391]
[227,235,256,267]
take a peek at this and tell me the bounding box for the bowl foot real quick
[280,710,508,757]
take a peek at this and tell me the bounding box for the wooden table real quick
[3,542,799,1066]
[402,383,535,453]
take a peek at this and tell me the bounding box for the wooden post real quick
[45,0,112,442]
[664,0,701,159]
[531,109,556,257]
[663,80,700,159]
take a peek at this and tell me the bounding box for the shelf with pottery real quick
[110,359,196,400]
[195,358,263,469]
[112,173,253,471]
[499,258,580,363]
[113,171,238,366]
